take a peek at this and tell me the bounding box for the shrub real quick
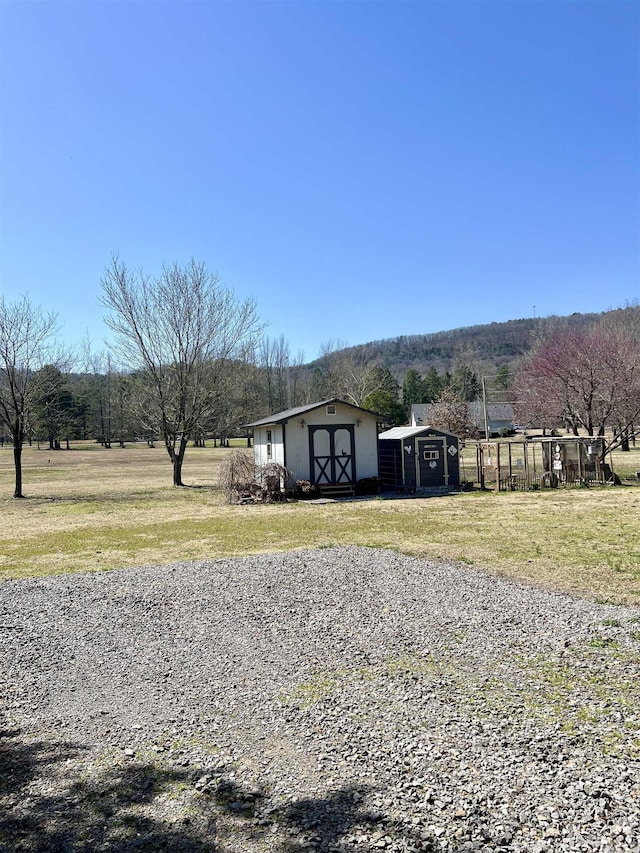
[257,462,291,502]
[293,480,319,499]
[218,449,257,503]
[218,450,290,503]
[355,477,381,496]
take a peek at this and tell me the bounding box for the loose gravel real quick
[1,546,639,852]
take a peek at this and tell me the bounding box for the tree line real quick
[1,257,638,497]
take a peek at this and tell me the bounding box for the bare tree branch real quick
[99,256,263,486]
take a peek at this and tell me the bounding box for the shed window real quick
[326,405,336,415]
[267,443,272,458]
[424,450,440,461]
[266,429,272,442]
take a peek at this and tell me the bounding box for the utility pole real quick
[482,376,490,442]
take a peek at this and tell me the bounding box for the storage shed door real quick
[310,426,355,485]
[416,438,445,487]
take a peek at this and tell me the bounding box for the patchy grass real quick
[610,444,640,480]
[518,642,640,757]
[1,443,639,605]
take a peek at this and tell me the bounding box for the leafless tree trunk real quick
[431,387,478,438]
[273,335,290,411]
[259,334,291,412]
[259,336,277,411]
[288,348,307,407]
[100,256,262,486]
[320,342,399,408]
[0,297,60,498]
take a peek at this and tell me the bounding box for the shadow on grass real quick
[0,722,446,853]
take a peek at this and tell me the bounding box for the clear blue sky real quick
[1,0,638,363]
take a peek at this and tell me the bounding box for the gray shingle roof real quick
[245,398,389,428]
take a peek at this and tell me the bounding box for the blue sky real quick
[1,0,638,363]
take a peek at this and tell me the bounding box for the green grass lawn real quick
[0,441,638,605]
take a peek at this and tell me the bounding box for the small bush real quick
[257,462,291,502]
[218,449,257,503]
[293,480,319,499]
[218,451,290,503]
[355,477,381,496]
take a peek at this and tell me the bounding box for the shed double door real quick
[309,425,355,486]
[416,437,446,487]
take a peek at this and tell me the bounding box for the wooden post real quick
[577,440,583,482]
[495,442,501,492]
[478,443,485,490]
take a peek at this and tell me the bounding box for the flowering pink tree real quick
[515,309,640,458]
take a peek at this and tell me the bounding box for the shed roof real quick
[245,398,388,428]
[379,425,458,441]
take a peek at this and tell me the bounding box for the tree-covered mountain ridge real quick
[309,311,603,379]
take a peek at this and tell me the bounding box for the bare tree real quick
[288,348,307,407]
[258,335,291,412]
[0,296,60,497]
[431,386,478,438]
[272,334,291,411]
[320,341,391,406]
[100,256,262,486]
[259,334,291,412]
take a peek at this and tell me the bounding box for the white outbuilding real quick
[245,399,387,496]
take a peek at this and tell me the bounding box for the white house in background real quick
[411,402,515,437]
[245,399,387,496]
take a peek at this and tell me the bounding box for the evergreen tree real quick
[423,366,444,402]
[450,364,480,401]
[402,369,425,409]
[32,365,75,449]
[492,365,513,399]
[362,390,406,426]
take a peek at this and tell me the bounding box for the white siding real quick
[287,402,380,482]
[354,417,380,479]
[253,424,285,468]
[252,402,382,485]
[282,421,311,481]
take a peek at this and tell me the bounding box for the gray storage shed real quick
[378,425,460,491]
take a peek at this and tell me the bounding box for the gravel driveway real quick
[1,546,639,852]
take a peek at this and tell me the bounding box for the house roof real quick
[412,402,514,426]
[467,402,515,421]
[244,398,389,428]
[379,425,458,440]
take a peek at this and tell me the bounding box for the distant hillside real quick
[309,312,601,381]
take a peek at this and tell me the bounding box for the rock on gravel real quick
[1,546,639,852]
